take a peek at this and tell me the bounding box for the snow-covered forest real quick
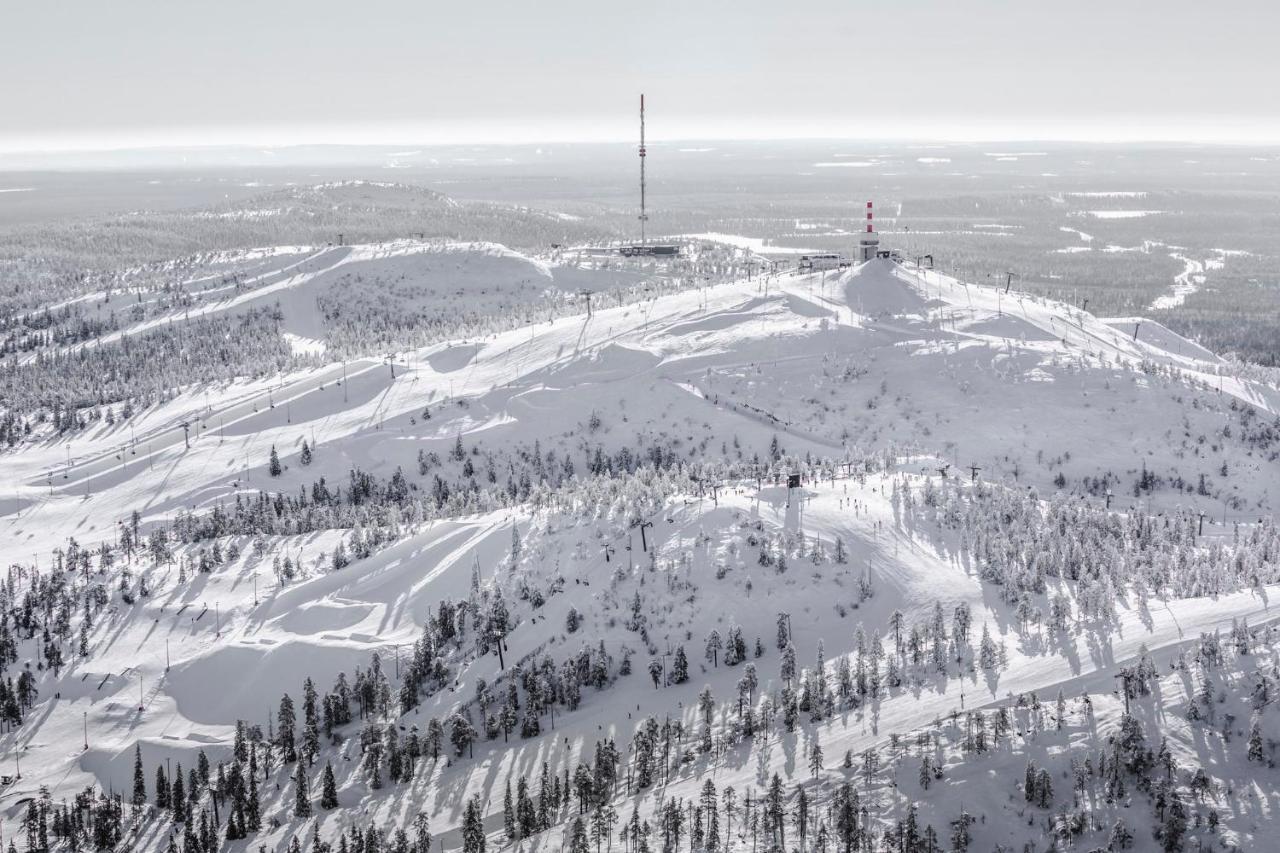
[0,180,1279,853]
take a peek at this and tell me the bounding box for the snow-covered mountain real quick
[2,245,1278,853]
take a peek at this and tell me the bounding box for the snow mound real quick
[661,297,774,337]
[540,343,661,386]
[168,641,378,724]
[427,342,483,373]
[842,259,929,316]
[1102,317,1224,365]
[963,312,1059,342]
[276,601,374,634]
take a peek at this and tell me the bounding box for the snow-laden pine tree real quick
[319,762,338,809]
[293,760,311,817]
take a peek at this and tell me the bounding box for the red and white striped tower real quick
[859,200,880,261]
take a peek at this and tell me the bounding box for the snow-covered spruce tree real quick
[319,762,338,809]
[462,796,486,853]
[170,764,186,823]
[1249,717,1266,763]
[503,780,515,841]
[302,678,320,765]
[672,646,689,684]
[808,738,824,778]
[277,694,297,762]
[451,712,477,758]
[131,745,147,810]
[154,763,169,810]
[293,760,311,818]
[705,630,722,667]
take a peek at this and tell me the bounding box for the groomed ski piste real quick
[2,246,1279,852]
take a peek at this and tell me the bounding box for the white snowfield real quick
[1,249,1278,849]
[34,240,565,364]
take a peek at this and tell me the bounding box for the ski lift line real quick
[35,246,344,369]
[673,375,846,453]
[923,263,1248,391]
[483,282,749,391]
[40,357,381,494]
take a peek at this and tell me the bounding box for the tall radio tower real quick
[638,93,648,247]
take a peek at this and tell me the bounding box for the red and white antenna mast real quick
[638,94,648,246]
[866,200,874,233]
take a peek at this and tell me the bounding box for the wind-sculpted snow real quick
[841,263,929,316]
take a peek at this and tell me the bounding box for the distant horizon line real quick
[9,137,1280,155]
[5,117,1280,160]
[7,136,1280,156]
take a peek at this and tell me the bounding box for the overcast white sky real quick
[3,0,1279,153]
